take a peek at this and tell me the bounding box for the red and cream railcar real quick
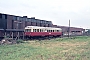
[24,26,62,38]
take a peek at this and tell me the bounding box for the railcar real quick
[24,26,62,39]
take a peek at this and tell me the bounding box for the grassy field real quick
[0,36,90,60]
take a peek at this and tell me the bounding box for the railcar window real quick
[33,29,37,32]
[37,29,39,32]
[48,30,51,32]
[47,30,49,32]
[40,29,42,32]
[25,29,31,32]
[48,30,50,32]
[42,30,43,32]
[28,29,31,32]
[40,29,43,32]
[33,29,35,32]
[25,29,27,32]
[53,30,54,32]
[55,30,57,32]
[35,29,37,32]
[57,30,59,32]
[44,29,46,32]
[51,30,52,32]
[33,29,36,32]
[29,29,31,32]
[47,30,48,32]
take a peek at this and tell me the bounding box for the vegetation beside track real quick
[0,36,90,60]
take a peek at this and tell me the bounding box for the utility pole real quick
[68,19,70,38]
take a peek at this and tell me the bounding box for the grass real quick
[0,36,90,60]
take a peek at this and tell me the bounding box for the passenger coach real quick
[24,26,62,38]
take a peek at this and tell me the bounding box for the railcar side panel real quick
[25,32,62,37]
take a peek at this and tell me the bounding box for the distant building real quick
[0,13,53,30]
[53,25,85,36]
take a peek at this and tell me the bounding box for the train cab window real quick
[28,29,31,32]
[29,29,31,32]
[25,29,31,32]
[25,29,27,32]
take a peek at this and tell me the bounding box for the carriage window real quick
[40,29,42,32]
[48,30,50,32]
[55,30,56,32]
[33,29,37,32]
[40,29,43,32]
[37,29,39,32]
[35,29,37,32]
[53,30,54,32]
[42,30,43,32]
[47,30,48,32]
[33,29,35,32]
[51,30,52,32]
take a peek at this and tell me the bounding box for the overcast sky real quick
[0,0,90,29]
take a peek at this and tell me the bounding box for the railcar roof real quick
[25,26,62,30]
